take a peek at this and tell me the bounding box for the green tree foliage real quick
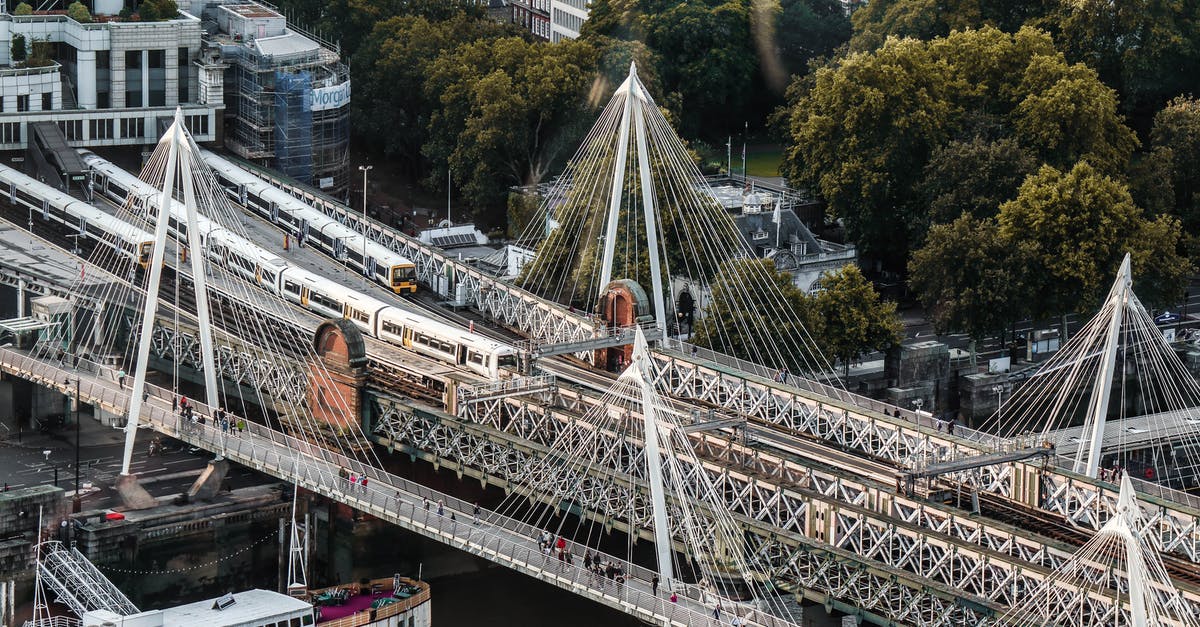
[12,2,32,15]
[908,215,1032,356]
[269,0,486,59]
[423,36,600,216]
[138,0,177,21]
[919,137,1037,223]
[1147,97,1200,234]
[507,192,541,240]
[691,259,825,373]
[10,34,26,63]
[67,1,91,22]
[782,26,1136,267]
[997,161,1191,316]
[849,0,1200,125]
[584,0,849,137]
[350,13,515,177]
[813,265,903,377]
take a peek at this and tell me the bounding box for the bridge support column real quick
[309,320,368,431]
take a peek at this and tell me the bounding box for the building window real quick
[119,117,144,138]
[41,92,52,111]
[126,50,143,106]
[187,114,209,136]
[0,123,21,144]
[178,46,190,102]
[17,95,29,112]
[89,119,114,140]
[58,120,83,141]
[147,49,165,106]
[98,92,109,108]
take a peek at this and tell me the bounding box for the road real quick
[0,415,272,511]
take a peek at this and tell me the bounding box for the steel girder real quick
[377,393,1200,627]
[147,321,307,406]
[256,172,597,351]
[371,396,1006,627]
[646,352,1200,564]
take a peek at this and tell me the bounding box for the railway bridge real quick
[6,97,1200,627]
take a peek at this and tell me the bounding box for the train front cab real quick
[391,264,417,294]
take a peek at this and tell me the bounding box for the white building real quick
[82,589,314,627]
[0,3,220,150]
[549,0,588,42]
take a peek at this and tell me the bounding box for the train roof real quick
[0,162,153,244]
[200,150,414,268]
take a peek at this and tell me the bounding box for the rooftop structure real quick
[0,0,349,198]
[80,589,313,627]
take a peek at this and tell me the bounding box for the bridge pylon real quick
[120,108,221,478]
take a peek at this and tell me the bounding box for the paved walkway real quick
[0,346,795,627]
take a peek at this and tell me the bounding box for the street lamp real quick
[992,384,1005,423]
[64,377,81,513]
[358,165,373,288]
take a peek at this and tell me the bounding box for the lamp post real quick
[992,384,1004,423]
[358,165,373,287]
[65,377,81,513]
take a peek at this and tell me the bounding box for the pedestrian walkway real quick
[0,346,794,627]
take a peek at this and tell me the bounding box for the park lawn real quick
[745,145,783,177]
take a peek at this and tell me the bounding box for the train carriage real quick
[0,163,153,268]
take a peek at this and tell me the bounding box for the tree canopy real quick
[908,214,1032,350]
[813,265,903,376]
[781,26,1136,267]
[997,161,1190,315]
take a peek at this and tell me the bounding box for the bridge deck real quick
[0,346,791,627]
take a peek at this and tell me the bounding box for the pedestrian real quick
[437,499,445,516]
[349,472,357,489]
[394,490,401,507]
[450,512,456,523]
[690,345,698,357]
[473,502,481,525]
[947,418,956,435]
[423,498,430,511]
[652,575,659,596]
[360,476,368,494]
[56,347,65,365]
[670,592,678,604]
[584,551,593,570]
[220,416,229,434]
[237,418,246,434]
[117,368,126,387]
[893,408,901,418]
[172,396,178,411]
[714,602,722,620]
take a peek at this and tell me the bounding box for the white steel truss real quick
[37,541,139,618]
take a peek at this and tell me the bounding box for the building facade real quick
[549,0,588,41]
[0,3,219,150]
[0,0,350,198]
[510,0,550,40]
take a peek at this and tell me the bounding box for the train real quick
[0,162,153,270]
[198,150,418,295]
[79,150,517,379]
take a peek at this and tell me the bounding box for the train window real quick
[498,355,518,369]
[381,321,403,336]
[392,266,416,284]
[349,308,369,323]
[311,292,340,312]
[284,280,301,295]
[231,255,255,273]
[468,351,485,366]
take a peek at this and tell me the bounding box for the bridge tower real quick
[120,108,221,478]
[1076,253,1131,479]
[596,63,669,341]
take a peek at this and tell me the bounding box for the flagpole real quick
[741,121,748,179]
[726,136,731,176]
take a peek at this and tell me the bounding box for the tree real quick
[138,0,177,21]
[919,137,1037,223]
[1148,97,1200,233]
[691,259,825,373]
[775,0,852,80]
[812,265,903,377]
[350,13,516,176]
[10,34,26,63]
[583,0,762,137]
[67,1,91,22]
[908,215,1032,361]
[848,0,1055,50]
[12,2,31,15]
[270,0,487,59]
[781,26,1138,268]
[997,161,1191,316]
[423,36,600,217]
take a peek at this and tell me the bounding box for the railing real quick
[0,347,794,627]
[311,577,431,627]
[659,338,1011,453]
[458,374,556,403]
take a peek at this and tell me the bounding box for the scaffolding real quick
[207,11,350,198]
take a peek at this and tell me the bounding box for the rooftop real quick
[161,588,311,625]
[223,3,281,18]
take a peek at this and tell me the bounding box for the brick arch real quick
[313,319,367,370]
